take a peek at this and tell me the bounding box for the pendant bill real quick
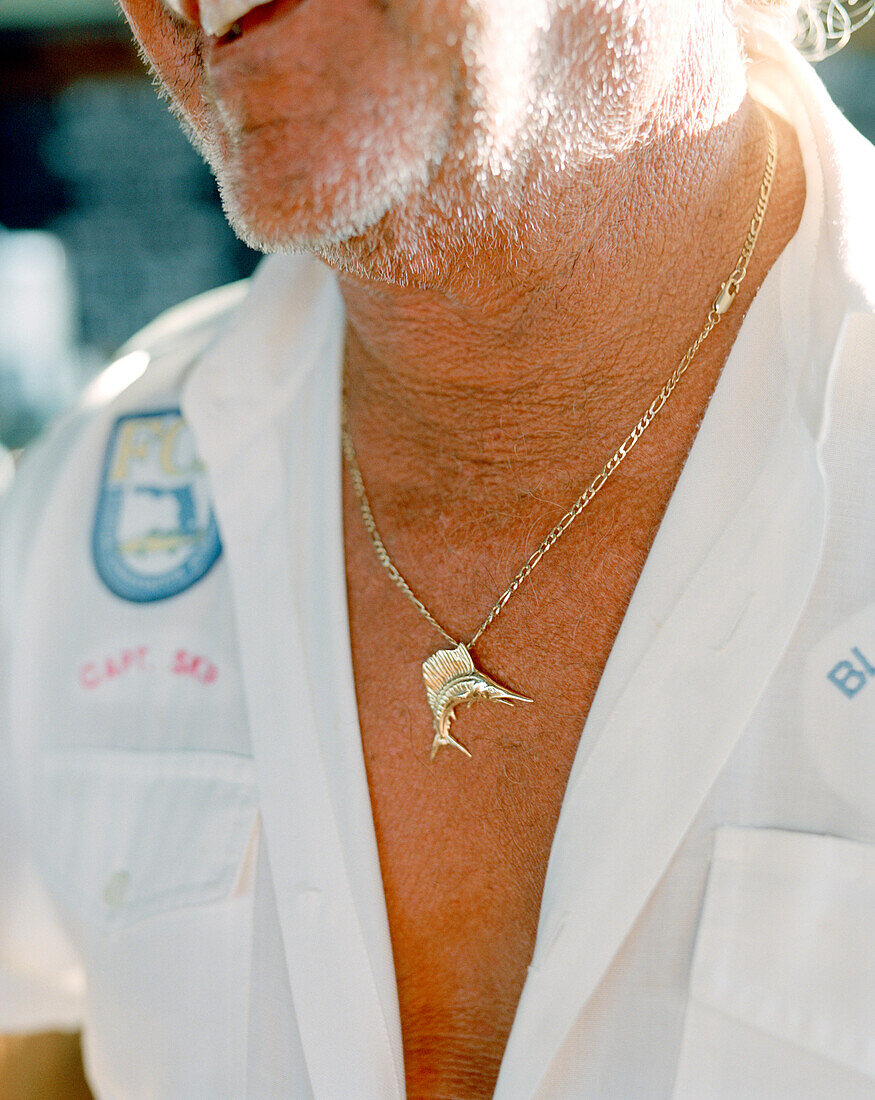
[422,643,532,761]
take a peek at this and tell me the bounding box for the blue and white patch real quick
[93,409,222,602]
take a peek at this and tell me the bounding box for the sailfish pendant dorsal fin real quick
[422,643,474,708]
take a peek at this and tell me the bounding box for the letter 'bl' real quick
[827,646,875,698]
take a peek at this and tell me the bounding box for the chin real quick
[212,141,440,257]
[202,71,457,257]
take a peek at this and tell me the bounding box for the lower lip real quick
[171,0,200,21]
[211,0,301,41]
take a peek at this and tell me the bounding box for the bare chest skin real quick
[343,455,688,1099]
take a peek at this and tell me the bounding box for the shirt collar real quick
[182,253,344,473]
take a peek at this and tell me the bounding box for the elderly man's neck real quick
[337,93,800,501]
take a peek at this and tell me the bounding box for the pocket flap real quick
[688,826,875,1077]
[36,750,258,931]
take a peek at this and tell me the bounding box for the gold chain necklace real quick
[343,118,777,761]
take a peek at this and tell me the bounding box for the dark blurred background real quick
[0,2,873,459]
[0,0,260,457]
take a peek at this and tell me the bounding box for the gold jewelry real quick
[343,117,777,761]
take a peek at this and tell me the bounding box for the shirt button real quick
[103,870,131,908]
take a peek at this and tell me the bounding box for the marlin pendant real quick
[422,643,532,761]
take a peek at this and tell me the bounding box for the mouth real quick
[161,0,279,37]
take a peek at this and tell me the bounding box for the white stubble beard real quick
[205,0,746,291]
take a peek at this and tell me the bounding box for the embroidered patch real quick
[93,409,222,602]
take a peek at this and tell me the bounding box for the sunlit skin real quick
[118,2,806,1095]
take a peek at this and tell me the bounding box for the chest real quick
[342,479,668,1097]
[353,690,584,1097]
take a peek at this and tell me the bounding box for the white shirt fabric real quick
[1,39,874,1100]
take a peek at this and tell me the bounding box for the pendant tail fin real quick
[430,730,472,761]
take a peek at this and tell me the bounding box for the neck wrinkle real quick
[340,93,776,489]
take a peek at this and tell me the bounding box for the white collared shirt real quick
[1,40,873,1100]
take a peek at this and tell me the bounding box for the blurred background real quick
[0,0,260,462]
[0,1,873,463]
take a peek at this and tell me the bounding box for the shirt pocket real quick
[35,748,259,932]
[672,826,875,1100]
[32,749,259,1099]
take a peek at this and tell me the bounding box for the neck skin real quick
[340,27,804,542]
